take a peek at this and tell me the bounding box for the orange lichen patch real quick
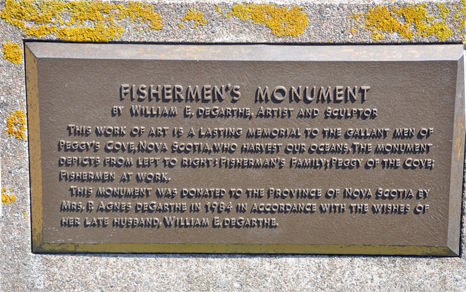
[181,8,207,28]
[358,4,454,41]
[225,3,309,37]
[1,188,15,204]
[0,0,163,42]
[5,109,26,140]
[2,41,22,64]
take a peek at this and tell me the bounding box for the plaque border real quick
[26,42,464,255]
[447,52,465,256]
[26,44,45,253]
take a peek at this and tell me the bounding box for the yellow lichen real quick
[436,3,450,19]
[349,12,362,20]
[117,2,163,31]
[358,4,454,41]
[425,20,454,41]
[1,188,15,204]
[5,109,26,140]
[178,23,184,28]
[215,4,223,15]
[2,41,22,64]
[225,3,309,37]
[454,0,466,41]
[0,0,163,42]
[181,8,207,28]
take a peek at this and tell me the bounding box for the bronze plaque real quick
[26,42,464,255]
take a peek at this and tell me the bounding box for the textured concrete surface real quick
[1,0,466,290]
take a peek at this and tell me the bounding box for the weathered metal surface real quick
[26,42,464,255]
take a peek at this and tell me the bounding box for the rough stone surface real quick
[1,0,466,291]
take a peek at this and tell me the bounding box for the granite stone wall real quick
[1,0,466,290]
